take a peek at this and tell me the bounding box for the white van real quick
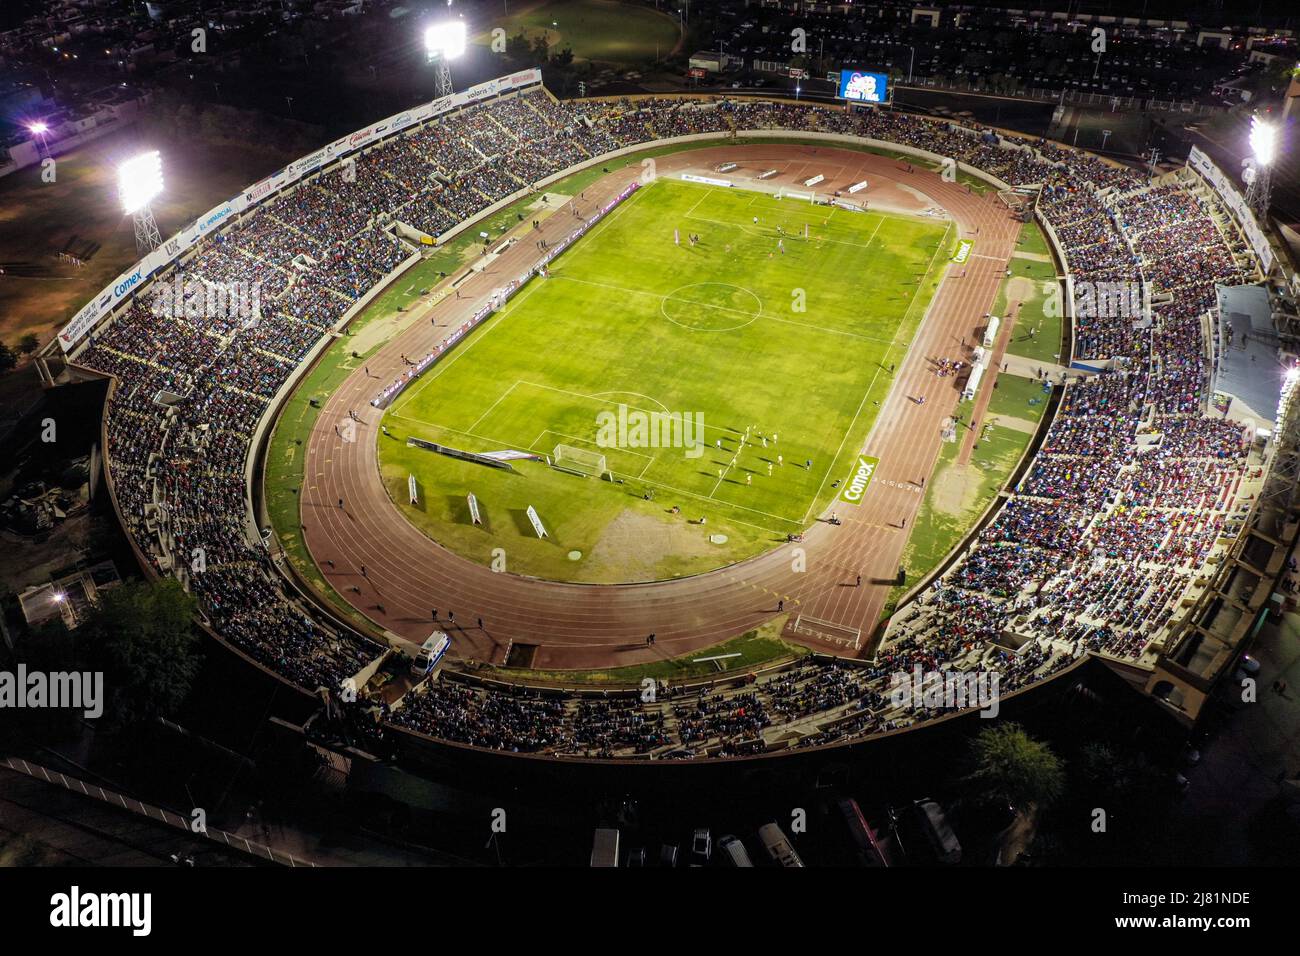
[758,822,804,867]
[411,632,450,676]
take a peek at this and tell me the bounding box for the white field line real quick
[801,220,955,522]
[549,274,895,346]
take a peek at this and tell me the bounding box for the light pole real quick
[907,45,915,84]
[119,150,163,255]
[1244,115,1276,216]
[425,19,467,99]
[28,122,49,159]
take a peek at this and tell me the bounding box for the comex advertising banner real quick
[58,69,544,353]
[838,69,889,104]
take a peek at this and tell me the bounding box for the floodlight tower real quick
[1243,115,1276,217]
[119,150,163,255]
[425,18,467,100]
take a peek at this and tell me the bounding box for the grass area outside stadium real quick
[472,0,682,65]
[476,620,810,686]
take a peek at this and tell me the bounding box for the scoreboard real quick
[837,69,889,104]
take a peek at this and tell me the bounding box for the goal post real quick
[552,443,609,478]
[778,187,817,203]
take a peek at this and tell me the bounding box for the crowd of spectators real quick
[70,83,1268,758]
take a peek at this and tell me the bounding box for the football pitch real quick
[379,179,953,583]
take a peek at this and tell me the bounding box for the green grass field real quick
[1001,222,1064,365]
[483,621,808,686]
[474,0,681,65]
[379,179,952,582]
[884,372,1052,617]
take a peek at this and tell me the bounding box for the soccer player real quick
[746,474,752,485]
[777,455,783,466]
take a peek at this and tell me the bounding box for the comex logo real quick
[50,886,151,936]
[951,239,974,264]
[113,270,144,298]
[840,456,879,503]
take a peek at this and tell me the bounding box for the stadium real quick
[4,0,1300,884]
[49,70,1295,761]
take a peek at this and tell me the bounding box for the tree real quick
[82,578,203,731]
[18,333,39,355]
[505,31,533,65]
[531,33,552,64]
[0,341,15,372]
[964,722,1066,813]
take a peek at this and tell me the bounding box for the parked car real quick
[718,834,754,867]
[691,828,712,862]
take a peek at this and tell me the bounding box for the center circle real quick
[660,282,761,332]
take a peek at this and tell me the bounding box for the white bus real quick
[983,316,1001,348]
[962,363,985,402]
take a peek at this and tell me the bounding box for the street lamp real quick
[28,122,49,159]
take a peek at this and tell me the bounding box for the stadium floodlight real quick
[28,121,49,159]
[1244,116,1276,216]
[119,150,163,254]
[425,20,466,98]
[425,20,466,60]
[118,150,163,214]
[1250,116,1276,167]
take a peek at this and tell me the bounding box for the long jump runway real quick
[297,143,1021,669]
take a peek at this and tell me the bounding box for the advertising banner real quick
[59,69,544,353]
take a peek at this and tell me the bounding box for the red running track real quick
[297,143,1021,669]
